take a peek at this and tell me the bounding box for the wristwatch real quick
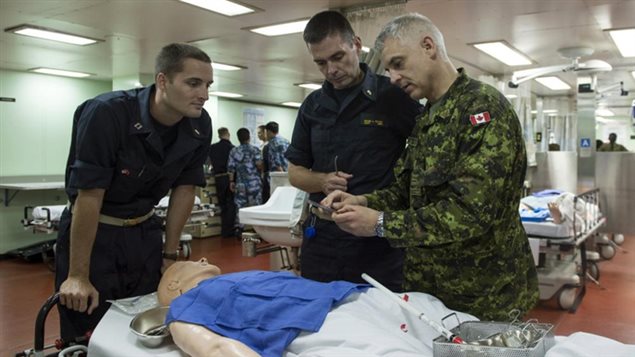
[162,252,178,261]
[374,211,385,238]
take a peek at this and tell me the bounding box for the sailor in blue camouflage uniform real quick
[228,128,263,227]
[324,13,538,321]
[265,121,290,172]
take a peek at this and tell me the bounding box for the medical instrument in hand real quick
[334,155,339,175]
[361,273,465,344]
[307,199,334,214]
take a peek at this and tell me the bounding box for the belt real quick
[98,209,155,227]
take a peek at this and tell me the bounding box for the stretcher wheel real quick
[181,242,191,260]
[587,261,600,281]
[557,287,577,310]
[613,234,624,246]
[600,244,616,260]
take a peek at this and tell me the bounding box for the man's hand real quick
[321,189,367,210]
[59,276,99,314]
[229,182,236,192]
[331,205,380,237]
[322,171,353,194]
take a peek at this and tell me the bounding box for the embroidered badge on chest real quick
[469,111,491,126]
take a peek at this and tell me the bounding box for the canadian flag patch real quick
[469,111,491,126]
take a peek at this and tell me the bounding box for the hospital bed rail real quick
[14,293,89,357]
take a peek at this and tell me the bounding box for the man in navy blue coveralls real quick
[285,11,422,291]
[55,43,214,341]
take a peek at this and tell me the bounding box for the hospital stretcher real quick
[19,198,219,263]
[83,288,634,357]
[522,189,606,312]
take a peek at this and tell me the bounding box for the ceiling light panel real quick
[607,28,635,57]
[212,62,245,71]
[30,67,92,78]
[209,91,243,98]
[179,0,255,16]
[6,25,100,45]
[297,83,321,90]
[249,19,309,36]
[471,41,532,66]
[281,102,302,108]
[535,76,571,90]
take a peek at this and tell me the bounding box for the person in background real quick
[55,43,213,341]
[265,121,290,172]
[598,132,628,152]
[323,13,538,320]
[227,128,263,235]
[285,10,421,291]
[209,127,236,238]
[257,124,271,202]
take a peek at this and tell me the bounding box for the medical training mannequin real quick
[158,259,259,357]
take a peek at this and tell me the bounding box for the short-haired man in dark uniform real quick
[285,11,422,291]
[56,43,214,341]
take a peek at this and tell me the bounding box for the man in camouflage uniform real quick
[228,128,263,229]
[323,13,538,321]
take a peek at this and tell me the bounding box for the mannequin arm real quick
[170,321,260,357]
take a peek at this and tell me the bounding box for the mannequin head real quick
[158,258,222,306]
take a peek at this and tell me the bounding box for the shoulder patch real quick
[469,111,491,126]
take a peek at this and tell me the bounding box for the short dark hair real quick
[303,10,355,45]
[237,128,250,143]
[258,125,266,131]
[218,127,229,137]
[155,43,211,79]
[265,121,279,134]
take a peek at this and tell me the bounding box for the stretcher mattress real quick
[87,289,635,357]
[522,220,572,238]
[32,205,65,221]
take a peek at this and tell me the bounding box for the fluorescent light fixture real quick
[531,109,558,114]
[5,24,100,45]
[248,19,309,36]
[607,28,635,57]
[30,67,92,78]
[297,83,321,90]
[361,46,370,53]
[212,62,245,71]
[281,101,302,108]
[178,0,255,16]
[209,91,243,98]
[632,71,635,80]
[471,41,532,66]
[595,108,614,116]
[535,76,571,90]
[505,94,518,99]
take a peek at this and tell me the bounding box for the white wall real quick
[212,99,298,145]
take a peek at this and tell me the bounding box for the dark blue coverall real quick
[55,85,212,341]
[285,63,422,292]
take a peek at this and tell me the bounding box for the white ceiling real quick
[1,0,634,116]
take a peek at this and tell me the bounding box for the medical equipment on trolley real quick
[520,189,606,311]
